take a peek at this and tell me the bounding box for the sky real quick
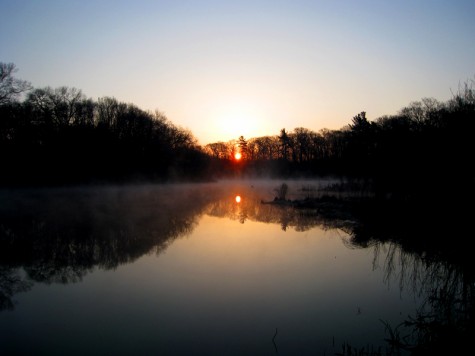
[1,0,474,145]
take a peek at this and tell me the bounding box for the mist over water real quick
[0,180,470,355]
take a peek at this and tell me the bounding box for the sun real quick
[234,152,242,160]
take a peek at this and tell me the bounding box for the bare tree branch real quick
[0,62,32,105]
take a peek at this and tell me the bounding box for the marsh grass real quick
[334,342,390,356]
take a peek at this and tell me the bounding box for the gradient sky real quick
[2,0,474,144]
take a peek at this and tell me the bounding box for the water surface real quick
[0,181,429,355]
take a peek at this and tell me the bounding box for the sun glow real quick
[211,100,267,142]
[235,195,241,203]
[234,152,242,160]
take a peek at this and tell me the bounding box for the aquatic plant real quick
[274,183,289,201]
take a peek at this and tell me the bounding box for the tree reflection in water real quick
[0,184,219,309]
[0,267,32,310]
[0,181,473,353]
[345,201,474,355]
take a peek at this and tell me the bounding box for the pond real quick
[0,180,463,355]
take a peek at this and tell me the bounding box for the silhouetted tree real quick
[26,86,86,126]
[0,62,32,105]
[237,135,248,159]
[278,128,291,160]
[293,127,312,163]
[248,136,278,160]
[204,141,232,159]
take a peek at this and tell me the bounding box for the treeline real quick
[1,62,474,197]
[0,64,209,185]
[206,82,475,199]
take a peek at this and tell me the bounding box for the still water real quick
[0,181,427,355]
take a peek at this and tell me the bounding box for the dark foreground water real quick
[0,180,458,355]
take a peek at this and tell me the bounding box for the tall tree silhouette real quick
[278,128,290,161]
